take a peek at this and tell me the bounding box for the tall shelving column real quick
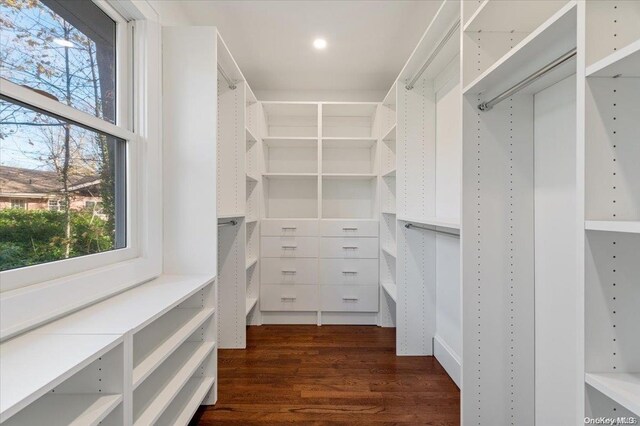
[245,84,260,325]
[379,84,398,327]
[583,0,640,420]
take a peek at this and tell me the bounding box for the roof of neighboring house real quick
[0,166,100,197]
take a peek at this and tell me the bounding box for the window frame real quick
[0,0,162,340]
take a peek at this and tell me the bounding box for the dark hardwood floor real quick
[193,325,460,425]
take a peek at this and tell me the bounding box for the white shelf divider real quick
[2,394,122,426]
[132,308,215,390]
[585,373,640,416]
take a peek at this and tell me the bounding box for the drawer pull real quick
[281,296,297,301]
[342,297,359,301]
[342,271,358,275]
[282,245,297,249]
[342,227,358,231]
[281,270,297,275]
[342,246,358,250]
[282,226,297,230]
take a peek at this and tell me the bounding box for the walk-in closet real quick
[0,0,639,425]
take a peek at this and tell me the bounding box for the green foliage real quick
[0,208,114,271]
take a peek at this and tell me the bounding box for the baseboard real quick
[320,312,378,325]
[261,311,318,324]
[434,334,461,388]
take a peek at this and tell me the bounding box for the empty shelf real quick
[382,244,397,258]
[382,124,396,143]
[246,297,258,316]
[0,333,122,422]
[246,174,259,183]
[322,173,377,179]
[218,213,245,219]
[245,127,257,143]
[585,373,640,416]
[246,256,258,270]
[155,377,214,425]
[382,168,396,177]
[585,221,640,234]
[2,393,122,426]
[587,39,640,78]
[381,281,398,302]
[382,211,397,215]
[132,308,215,389]
[398,216,460,230]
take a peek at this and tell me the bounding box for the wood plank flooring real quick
[192,325,460,425]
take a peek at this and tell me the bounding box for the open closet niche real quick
[380,0,462,386]
[461,1,579,424]
[583,0,640,420]
[216,33,260,348]
[258,102,381,325]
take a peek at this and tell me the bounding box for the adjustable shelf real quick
[246,174,258,183]
[2,394,122,426]
[585,221,640,234]
[155,377,215,425]
[382,124,396,143]
[587,39,640,78]
[322,103,377,138]
[382,168,396,178]
[381,244,397,258]
[246,256,258,270]
[263,173,318,179]
[463,0,568,32]
[586,373,640,416]
[381,281,398,302]
[398,216,460,230]
[262,103,318,138]
[245,127,257,144]
[245,297,258,316]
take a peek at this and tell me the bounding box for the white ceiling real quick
[176,1,442,94]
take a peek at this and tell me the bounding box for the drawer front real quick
[261,285,318,311]
[261,258,318,285]
[320,285,379,312]
[261,220,319,237]
[319,237,378,259]
[261,236,318,258]
[320,220,378,237]
[319,259,378,286]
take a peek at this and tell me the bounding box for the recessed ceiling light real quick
[313,38,327,50]
[53,38,74,48]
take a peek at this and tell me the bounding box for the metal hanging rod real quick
[478,48,577,111]
[217,64,237,90]
[405,19,460,91]
[218,220,237,227]
[405,222,460,238]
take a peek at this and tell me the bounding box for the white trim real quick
[433,334,461,387]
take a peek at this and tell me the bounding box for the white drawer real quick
[261,258,318,285]
[261,219,319,237]
[261,285,318,311]
[320,285,379,312]
[319,259,378,286]
[320,220,378,237]
[319,237,378,259]
[261,236,318,258]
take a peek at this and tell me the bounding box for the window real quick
[11,199,26,210]
[0,0,128,273]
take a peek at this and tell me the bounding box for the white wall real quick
[148,0,193,25]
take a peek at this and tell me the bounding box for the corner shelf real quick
[585,373,640,416]
[382,244,397,259]
[585,220,640,234]
[245,127,257,144]
[382,124,396,143]
[463,0,567,33]
[381,281,398,302]
[245,297,258,316]
[382,168,396,178]
[245,256,258,270]
[246,174,259,183]
[586,39,640,78]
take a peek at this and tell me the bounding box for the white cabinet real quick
[261,219,319,237]
[261,237,319,258]
[260,285,318,311]
[319,259,378,286]
[319,237,378,259]
[261,258,318,285]
[319,220,378,237]
[320,286,379,312]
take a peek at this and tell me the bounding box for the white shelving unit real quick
[583,1,640,421]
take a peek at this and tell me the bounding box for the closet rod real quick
[404,223,460,238]
[477,48,577,111]
[218,220,238,227]
[217,64,237,90]
[405,19,460,90]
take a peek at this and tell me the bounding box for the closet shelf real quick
[463,0,567,33]
[0,334,122,422]
[218,213,245,220]
[262,136,317,141]
[382,244,397,258]
[245,127,257,144]
[381,281,397,302]
[2,393,122,426]
[245,297,258,316]
[382,124,396,143]
[246,256,258,270]
[246,217,258,224]
[382,81,397,108]
[585,373,640,416]
[132,308,215,390]
[322,173,377,180]
[155,377,214,425]
[134,341,215,426]
[585,220,640,234]
[586,39,640,78]
[322,138,376,148]
[246,174,259,183]
[263,173,317,179]
[382,168,396,177]
[398,216,460,230]
[463,2,576,96]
